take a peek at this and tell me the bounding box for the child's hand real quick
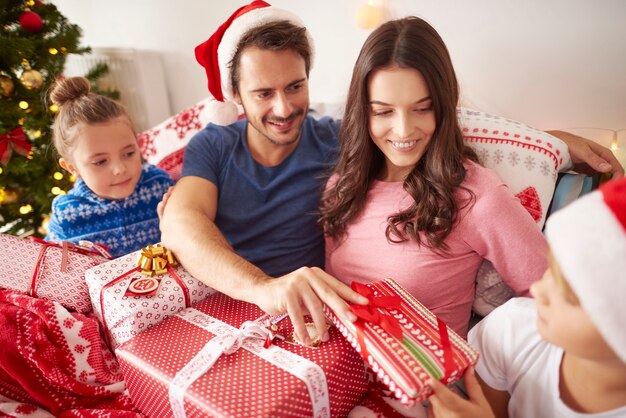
[157,186,174,220]
[426,367,496,418]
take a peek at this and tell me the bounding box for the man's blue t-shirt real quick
[182,115,340,276]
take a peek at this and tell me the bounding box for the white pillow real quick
[457,107,571,316]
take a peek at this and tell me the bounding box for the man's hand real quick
[426,367,496,418]
[549,130,624,179]
[256,267,368,346]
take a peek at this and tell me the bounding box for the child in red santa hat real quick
[427,177,626,418]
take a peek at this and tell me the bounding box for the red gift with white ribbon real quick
[0,234,109,313]
[115,292,369,418]
[85,244,216,349]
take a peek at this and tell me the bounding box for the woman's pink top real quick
[325,161,547,337]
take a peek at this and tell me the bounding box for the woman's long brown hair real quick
[319,16,478,252]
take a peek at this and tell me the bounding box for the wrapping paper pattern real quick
[325,279,479,405]
[85,248,216,349]
[116,292,368,418]
[0,234,108,313]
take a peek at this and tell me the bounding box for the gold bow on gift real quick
[136,244,177,276]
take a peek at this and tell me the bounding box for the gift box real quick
[0,234,109,313]
[116,292,369,418]
[324,279,479,405]
[85,244,216,349]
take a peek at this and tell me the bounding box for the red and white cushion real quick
[457,107,570,316]
[137,97,240,180]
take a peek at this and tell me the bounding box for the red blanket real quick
[0,289,143,417]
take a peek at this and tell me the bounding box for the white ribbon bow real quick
[221,320,270,354]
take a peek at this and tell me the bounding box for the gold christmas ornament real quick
[0,74,15,97]
[20,68,44,90]
[2,189,21,205]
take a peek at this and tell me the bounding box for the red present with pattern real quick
[115,292,369,418]
[85,246,216,349]
[324,279,479,406]
[0,234,109,313]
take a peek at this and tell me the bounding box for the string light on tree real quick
[19,204,33,215]
[53,171,64,180]
[51,186,65,195]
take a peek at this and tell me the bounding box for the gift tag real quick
[125,276,161,297]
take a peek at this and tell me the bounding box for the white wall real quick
[55,0,626,134]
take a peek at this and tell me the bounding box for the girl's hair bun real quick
[49,76,91,106]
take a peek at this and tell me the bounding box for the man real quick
[161,0,623,346]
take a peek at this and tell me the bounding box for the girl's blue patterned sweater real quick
[46,163,174,258]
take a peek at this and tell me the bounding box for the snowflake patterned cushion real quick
[324,279,479,406]
[85,244,217,349]
[0,234,109,313]
[116,291,368,418]
[458,107,570,228]
[457,107,571,316]
[137,97,240,181]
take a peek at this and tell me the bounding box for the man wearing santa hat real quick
[160,1,623,346]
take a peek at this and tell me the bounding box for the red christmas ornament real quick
[19,10,43,33]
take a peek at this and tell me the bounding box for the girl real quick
[46,76,174,257]
[319,16,547,338]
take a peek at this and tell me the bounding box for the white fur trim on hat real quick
[217,7,315,102]
[545,185,626,364]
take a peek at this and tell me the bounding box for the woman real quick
[320,16,546,338]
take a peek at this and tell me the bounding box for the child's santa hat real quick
[545,177,626,363]
[194,0,315,103]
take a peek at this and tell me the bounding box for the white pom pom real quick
[202,99,240,126]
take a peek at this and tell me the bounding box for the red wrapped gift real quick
[0,234,109,313]
[116,292,369,418]
[85,244,216,349]
[324,279,479,406]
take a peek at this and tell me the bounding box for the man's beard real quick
[256,109,306,146]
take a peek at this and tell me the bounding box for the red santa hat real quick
[195,0,315,102]
[544,177,626,363]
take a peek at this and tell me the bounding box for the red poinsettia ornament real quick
[19,9,43,33]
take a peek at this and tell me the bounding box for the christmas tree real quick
[0,0,116,236]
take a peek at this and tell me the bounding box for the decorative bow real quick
[350,281,404,340]
[220,320,275,355]
[136,244,177,276]
[0,127,32,165]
